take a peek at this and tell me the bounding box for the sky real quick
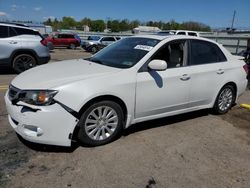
[0,0,250,29]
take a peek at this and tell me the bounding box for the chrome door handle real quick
[180,74,190,81]
[217,69,224,75]
[9,41,18,44]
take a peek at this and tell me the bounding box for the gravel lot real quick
[1,48,250,188]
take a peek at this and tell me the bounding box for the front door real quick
[135,40,191,119]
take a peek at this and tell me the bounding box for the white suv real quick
[158,30,200,37]
[0,22,50,73]
[5,35,248,147]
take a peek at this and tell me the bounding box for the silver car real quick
[0,22,50,73]
[82,36,120,53]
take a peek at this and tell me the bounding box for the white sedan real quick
[5,35,248,146]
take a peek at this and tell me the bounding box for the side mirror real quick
[148,60,167,71]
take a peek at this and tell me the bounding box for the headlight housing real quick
[19,90,58,106]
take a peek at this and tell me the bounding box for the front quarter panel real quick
[53,69,137,123]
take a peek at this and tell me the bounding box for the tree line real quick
[43,17,211,32]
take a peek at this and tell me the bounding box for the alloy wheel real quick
[84,106,118,141]
[218,87,233,112]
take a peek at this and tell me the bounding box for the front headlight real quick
[19,90,58,106]
[87,41,93,46]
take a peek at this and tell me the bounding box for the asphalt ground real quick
[0,48,250,188]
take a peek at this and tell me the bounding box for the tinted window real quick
[190,40,227,65]
[177,32,186,35]
[87,36,101,41]
[58,34,74,38]
[188,32,197,36]
[0,26,8,38]
[101,37,116,42]
[58,34,64,38]
[9,27,18,37]
[13,27,39,35]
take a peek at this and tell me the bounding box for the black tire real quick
[213,85,236,114]
[12,54,37,73]
[69,43,76,49]
[77,101,124,146]
[47,42,54,50]
[91,46,98,53]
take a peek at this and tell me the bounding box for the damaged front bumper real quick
[4,91,78,147]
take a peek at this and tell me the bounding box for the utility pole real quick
[230,10,236,31]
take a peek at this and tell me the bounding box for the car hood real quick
[11,59,121,89]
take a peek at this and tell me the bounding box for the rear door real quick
[53,34,65,46]
[67,34,77,45]
[187,39,228,107]
[0,26,13,61]
[0,26,21,64]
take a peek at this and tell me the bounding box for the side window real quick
[177,32,186,35]
[189,40,227,65]
[14,28,28,35]
[151,40,186,69]
[101,37,116,42]
[0,26,8,38]
[9,27,18,37]
[188,32,197,36]
[13,27,39,36]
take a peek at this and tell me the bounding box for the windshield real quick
[89,37,160,68]
[87,36,101,41]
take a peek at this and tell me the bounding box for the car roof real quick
[57,33,76,35]
[175,30,199,33]
[130,34,217,44]
[0,22,38,31]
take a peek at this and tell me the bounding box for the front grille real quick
[8,85,21,101]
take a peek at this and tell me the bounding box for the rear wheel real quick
[213,85,236,114]
[69,43,76,49]
[77,101,124,146]
[12,54,37,73]
[47,42,54,50]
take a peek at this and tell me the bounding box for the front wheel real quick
[91,46,98,53]
[77,101,124,146]
[213,85,236,114]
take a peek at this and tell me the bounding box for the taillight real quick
[243,64,249,75]
[40,39,47,46]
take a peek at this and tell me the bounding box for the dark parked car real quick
[45,33,81,49]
